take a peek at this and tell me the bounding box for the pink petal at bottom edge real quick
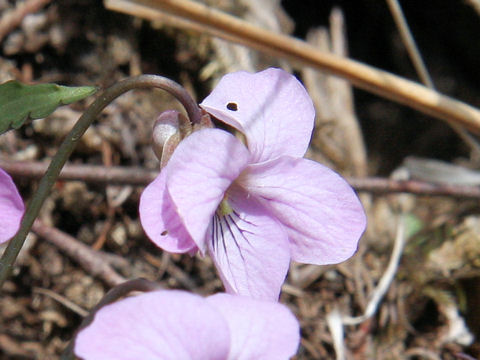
[74,290,231,360]
[207,293,300,360]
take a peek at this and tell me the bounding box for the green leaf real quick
[0,81,97,135]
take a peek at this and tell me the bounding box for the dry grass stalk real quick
[303,8,367,177]
[104,0,207,33]
[386,0,480,160]
[466,0,480,15]
[33,287,89,317]
[105,0,480,134]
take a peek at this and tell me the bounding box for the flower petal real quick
[242,156,366,264]
[207,293,300,360]
[139,169,197,253]
[74,290,231,360]
[166,128,250,251]
[208,185,290,301]
[0,168,24,243]
[200,68,315,163]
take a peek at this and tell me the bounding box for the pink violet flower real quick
[140,68,366,300]
[0,167,24,243]
[74,290,300,360]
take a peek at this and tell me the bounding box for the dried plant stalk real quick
[105,0,480,133]
[386,0,480,159]
[466,0,480,15]
[303,8,367,177]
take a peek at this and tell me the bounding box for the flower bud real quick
[152,110,192,168]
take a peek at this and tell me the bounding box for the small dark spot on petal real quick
[161,230,168,236]
[226,102,238,111]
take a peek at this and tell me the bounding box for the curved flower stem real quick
[61,278,163,360]
[0,75,201,289]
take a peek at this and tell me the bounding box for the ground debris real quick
[1,1,480,359]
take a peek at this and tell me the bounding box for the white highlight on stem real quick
[326,307,346,360]
[342,215,406,325]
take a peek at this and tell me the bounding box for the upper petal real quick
[0,168,24,243]
[166,128,251,251]
[207,293,300,360]
[139,169,197,253]
[200,68,315,163]
[241,156,366,265]
[207,185,290,301]
[74,290,231,360]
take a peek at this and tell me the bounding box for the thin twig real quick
[0,159,157,184]
[404,348,442,360]
[33,287,89,317]
[3,160,480,199]
[347,176,480,199]
[31,220,126,287]
[386,0,480,159]
[0,0,52,42]
[105,0,480,133]
[342,215,406,325]
[386,0,434,88]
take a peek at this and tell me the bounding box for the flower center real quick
[217,195,233,217]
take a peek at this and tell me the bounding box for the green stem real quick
[0,75,201,289]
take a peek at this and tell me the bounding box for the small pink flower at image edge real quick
[0,167,24,243]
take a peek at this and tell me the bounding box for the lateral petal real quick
[0,168,24,243]
[242,156,366,264]
[200,68,315,163]
[139,169,197,253]
[74,290,231,360]
[208,185,290,301]
[166,128,250,251]
[207,293,300,360]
